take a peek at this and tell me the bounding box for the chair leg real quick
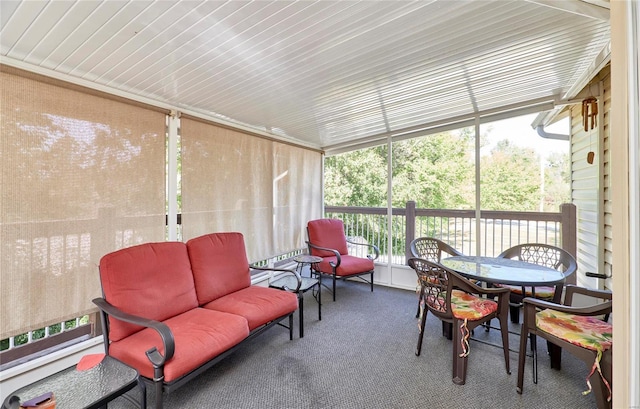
[415,309,428,356]
[332,275,336,302]
[510,304,521,324]
[591,351,612,409]
[531,334,538,384]
[548,342,562,370]
[452,319,468,385]
[416,290,424,318]
[370,271,374,292]
[498,315,511,375]
[442,322,452,340]
[289,313,294,340]
[516,327,529,394]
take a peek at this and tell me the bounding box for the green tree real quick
[543,151,571,211]
[480,140,540,211]
[325,130,478,210]
[324,145,388,207]
[391,130,475,209]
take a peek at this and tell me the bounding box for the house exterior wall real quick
[569,65,611,290]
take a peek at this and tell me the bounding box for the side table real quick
[2,355,144,409]
[269,275,321,338]
[293,254,323,278]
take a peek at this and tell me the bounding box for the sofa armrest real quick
[252,266,302,291]
[92,297,175,366]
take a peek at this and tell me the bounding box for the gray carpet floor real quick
[112,280,598,409]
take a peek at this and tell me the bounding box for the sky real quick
[481,114,570,159]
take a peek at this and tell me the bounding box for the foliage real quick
[324,130,570,256]
[544,151,571,211]
[480,140,541,211]
[324,145,388,207]
[325,133,569,213]
[0,316,89,351]
[391,130,475,209]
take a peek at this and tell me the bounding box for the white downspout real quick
[535,125,569,141]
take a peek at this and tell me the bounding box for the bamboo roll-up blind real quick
[0,69,166,339]
[180,117,322,263]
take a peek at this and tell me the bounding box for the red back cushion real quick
[307,219,349,257]
[186,232,251,305]
[99,242,198,342]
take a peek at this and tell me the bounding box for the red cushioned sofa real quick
[93,232,300,409]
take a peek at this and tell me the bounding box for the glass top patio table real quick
[440,255,565,287]
[2,355,141,409]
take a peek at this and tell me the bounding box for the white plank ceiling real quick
[1,0,610,152]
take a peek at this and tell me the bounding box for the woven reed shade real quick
[181,118,322,262]
[0,70,166,339]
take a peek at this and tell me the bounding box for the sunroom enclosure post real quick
[611,1,640,406]
[386,135,393,271]
[405,201,416,263]
[167,112,179,241]
[560,203,577,285]
[474,117,482,257]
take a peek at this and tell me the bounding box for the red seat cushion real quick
[186,232,251,305]
[99,242,198,341]
[108,308,249,382]
[307,219,349,257]
[315,254,374,277]
[203,286,298,330]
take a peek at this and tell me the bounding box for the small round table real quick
[293,254,323,278]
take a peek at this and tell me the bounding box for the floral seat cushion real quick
[495,284,555,298]
[421,289,497,318]
[450,290,498,320]
[451,290,497,357]
[418,289,498,357]
[536,309,612,400]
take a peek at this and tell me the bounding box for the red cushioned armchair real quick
[306,218,379,301]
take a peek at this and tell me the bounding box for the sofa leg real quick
[154,378,163,409]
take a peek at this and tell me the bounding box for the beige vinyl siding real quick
[569,65,611,290]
